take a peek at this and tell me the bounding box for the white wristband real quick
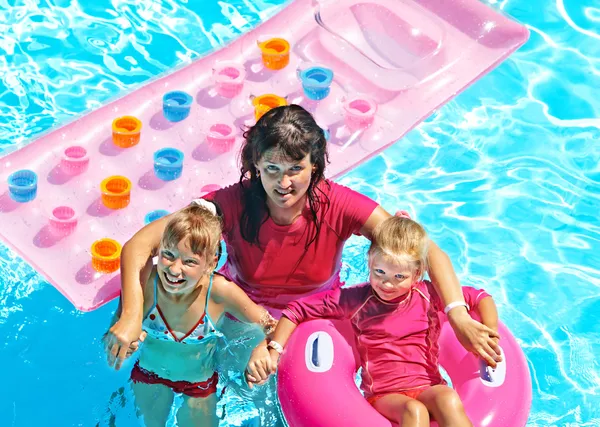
[268,340,284,354]
[444,301,469,315]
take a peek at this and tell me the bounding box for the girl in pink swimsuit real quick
[105,204,277,427]
[248,216,500,427]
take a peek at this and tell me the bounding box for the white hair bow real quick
[191,199,218,216]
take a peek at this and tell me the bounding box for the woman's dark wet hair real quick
[239,104,330,248]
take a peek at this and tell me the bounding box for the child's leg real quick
[131,381,174,427]
[417,385,472,427]
[177,394,219,427]
[371,394,430,427]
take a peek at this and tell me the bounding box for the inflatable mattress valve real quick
[213,62,246,98]
[297,65,334,101]
[100,175,132,209]
[343,97,377,131]
[48,206,78,235]
[144,209,170,225]
[91,238,121,273]
[112,116,142,148]
[163,91,193,122]
[257,38,290,70]
[252,94,287,121]
[61,146,89,175]
[206,124,236,153]
[153,148,184,181]
[8,169,37,203]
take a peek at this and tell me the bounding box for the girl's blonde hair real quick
[368,216,429,279]
[161,204,222,269]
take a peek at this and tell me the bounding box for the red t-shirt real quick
[204,180,378,309]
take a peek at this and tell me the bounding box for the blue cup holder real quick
[8,169,38,203]
[144,209,170,224]
[163,91,193,122]
[298,66,334,101]
[154,148,184,181]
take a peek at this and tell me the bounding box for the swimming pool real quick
[1,0,598,426]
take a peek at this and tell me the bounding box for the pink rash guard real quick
[282,280,491,398]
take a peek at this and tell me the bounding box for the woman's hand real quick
[245,344,276,389]
[104,318,144,370]
[448,308,502,368]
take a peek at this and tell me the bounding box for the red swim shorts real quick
[131,362,218,398]
[367,387,429,405]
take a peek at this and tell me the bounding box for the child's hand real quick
[245,344,276,389]
[125,330,147,357]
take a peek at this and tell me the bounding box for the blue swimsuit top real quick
[142,273,222,345]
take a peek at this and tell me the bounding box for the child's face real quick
[157,237,209,295]
[369,253,419,301]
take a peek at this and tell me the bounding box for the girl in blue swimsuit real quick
[105,202,277,427]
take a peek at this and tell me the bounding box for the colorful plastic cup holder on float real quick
[144,209,170,225]
[213,62,246,98]
[343,98,377,131]
[8,169,38,203]
[257,37,290,70]
[100,175,132,209]
[163,91,193,122]
[298,66,334,101]
[153,148,184,181]
[206,124,236,153]
[91,238,121,273]
[60,146,89,175]
[48,206,78,235]
[252,94,287,121]
[112,116,142,148]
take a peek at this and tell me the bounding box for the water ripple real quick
[1,0,600,425]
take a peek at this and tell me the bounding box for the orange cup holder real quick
[258,38,290,70]
[112,116,142,148]
[252,94,287,121]
[91,238,122,273]
[100,175,132,209]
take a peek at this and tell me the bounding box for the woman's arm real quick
[474,295,501,367]
[106,218,171,368]
[119,214,172,320]
[476,296,499,333]
[105,258,155,370]
[360,206,501,363]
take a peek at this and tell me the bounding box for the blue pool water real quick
[1,0,599,426]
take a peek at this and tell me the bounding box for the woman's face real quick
[255,149,315,211]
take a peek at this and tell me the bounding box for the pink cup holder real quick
[48,206,78,235]
[60,146,90,175]
[343,98,377,131]
[213,62,246,98]
[206,124,236,153]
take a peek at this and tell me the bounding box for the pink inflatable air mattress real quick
[0,0,528,311]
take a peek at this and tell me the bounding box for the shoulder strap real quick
[204,273,218,330]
